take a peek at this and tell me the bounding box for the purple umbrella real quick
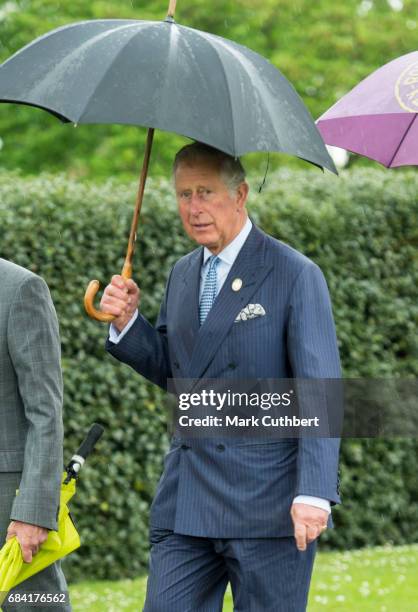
[317,50,418,168]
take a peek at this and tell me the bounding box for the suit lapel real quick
[188,225,272,379]
[173,247,202,369]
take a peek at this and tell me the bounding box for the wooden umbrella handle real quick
[84,128,155,322]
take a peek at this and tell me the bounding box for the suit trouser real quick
[143,526,317,612]
[0,473,71,612]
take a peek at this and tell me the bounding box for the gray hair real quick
[173,142,246,192]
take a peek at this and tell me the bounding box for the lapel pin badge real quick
[232,278,243,292]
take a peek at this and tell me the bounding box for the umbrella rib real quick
[387,113,417,168]
[200,39,236,155]
[202,32,286,154]
[185,28,238,154]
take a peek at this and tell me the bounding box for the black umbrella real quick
[0,0,336,321]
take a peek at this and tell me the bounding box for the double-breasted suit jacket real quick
[106,224,341,538]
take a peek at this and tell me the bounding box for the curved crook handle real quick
[84,280,115,323]
[84,263,132,323]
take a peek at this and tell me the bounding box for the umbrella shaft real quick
[167,0,177,18]
[123,127,155,279]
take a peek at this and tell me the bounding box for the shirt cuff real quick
[292,495,331,514]
[108,310,139,344]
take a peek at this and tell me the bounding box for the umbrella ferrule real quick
[71,454,86,469]
[164,16,176,24]
[64,455,85,482]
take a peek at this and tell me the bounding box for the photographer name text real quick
[178,415,320,428]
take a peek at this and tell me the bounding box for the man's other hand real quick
[100,275,140,331]
[290,503,328,552]
[6,521,49,563]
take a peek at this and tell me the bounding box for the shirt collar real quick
[203,217,253,266]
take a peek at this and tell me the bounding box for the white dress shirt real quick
[109,216,330,514]
[199,216,253,299]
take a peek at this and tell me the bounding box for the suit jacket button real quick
[228,363,236,370]
[216,444,225,452]
[181,444,190,450]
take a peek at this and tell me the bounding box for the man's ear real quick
[236,181,249,209]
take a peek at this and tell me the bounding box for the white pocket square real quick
[235,303,266,322]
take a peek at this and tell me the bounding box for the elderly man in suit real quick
[102,142,341,611]
[0,259,70,611]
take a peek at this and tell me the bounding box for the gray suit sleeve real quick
[7,275,63,530]
[287,263,341,505]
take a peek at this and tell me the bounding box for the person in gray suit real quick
[101,142,341,611]
[0,259,70,611]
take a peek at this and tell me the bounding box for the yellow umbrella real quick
[0,537,21,604]
[0,476,80,605]
[0,424,104,606]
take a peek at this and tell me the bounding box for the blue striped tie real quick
[199,256,220,325]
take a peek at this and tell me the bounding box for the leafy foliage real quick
[0,167,417,578]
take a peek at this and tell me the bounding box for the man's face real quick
[174,159,248,254]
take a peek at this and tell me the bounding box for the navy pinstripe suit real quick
[106,223,341,610]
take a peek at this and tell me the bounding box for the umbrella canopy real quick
[317,50,418,167]
[0,18,335,172]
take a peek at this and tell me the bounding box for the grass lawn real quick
[69,544,418,611]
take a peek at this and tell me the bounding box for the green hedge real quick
[0,168,417,580]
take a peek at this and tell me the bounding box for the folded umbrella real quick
[0,539,21,603]
[0,424,104,606]
[0,478,78,606]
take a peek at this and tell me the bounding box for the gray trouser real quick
[0,473,71,612]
